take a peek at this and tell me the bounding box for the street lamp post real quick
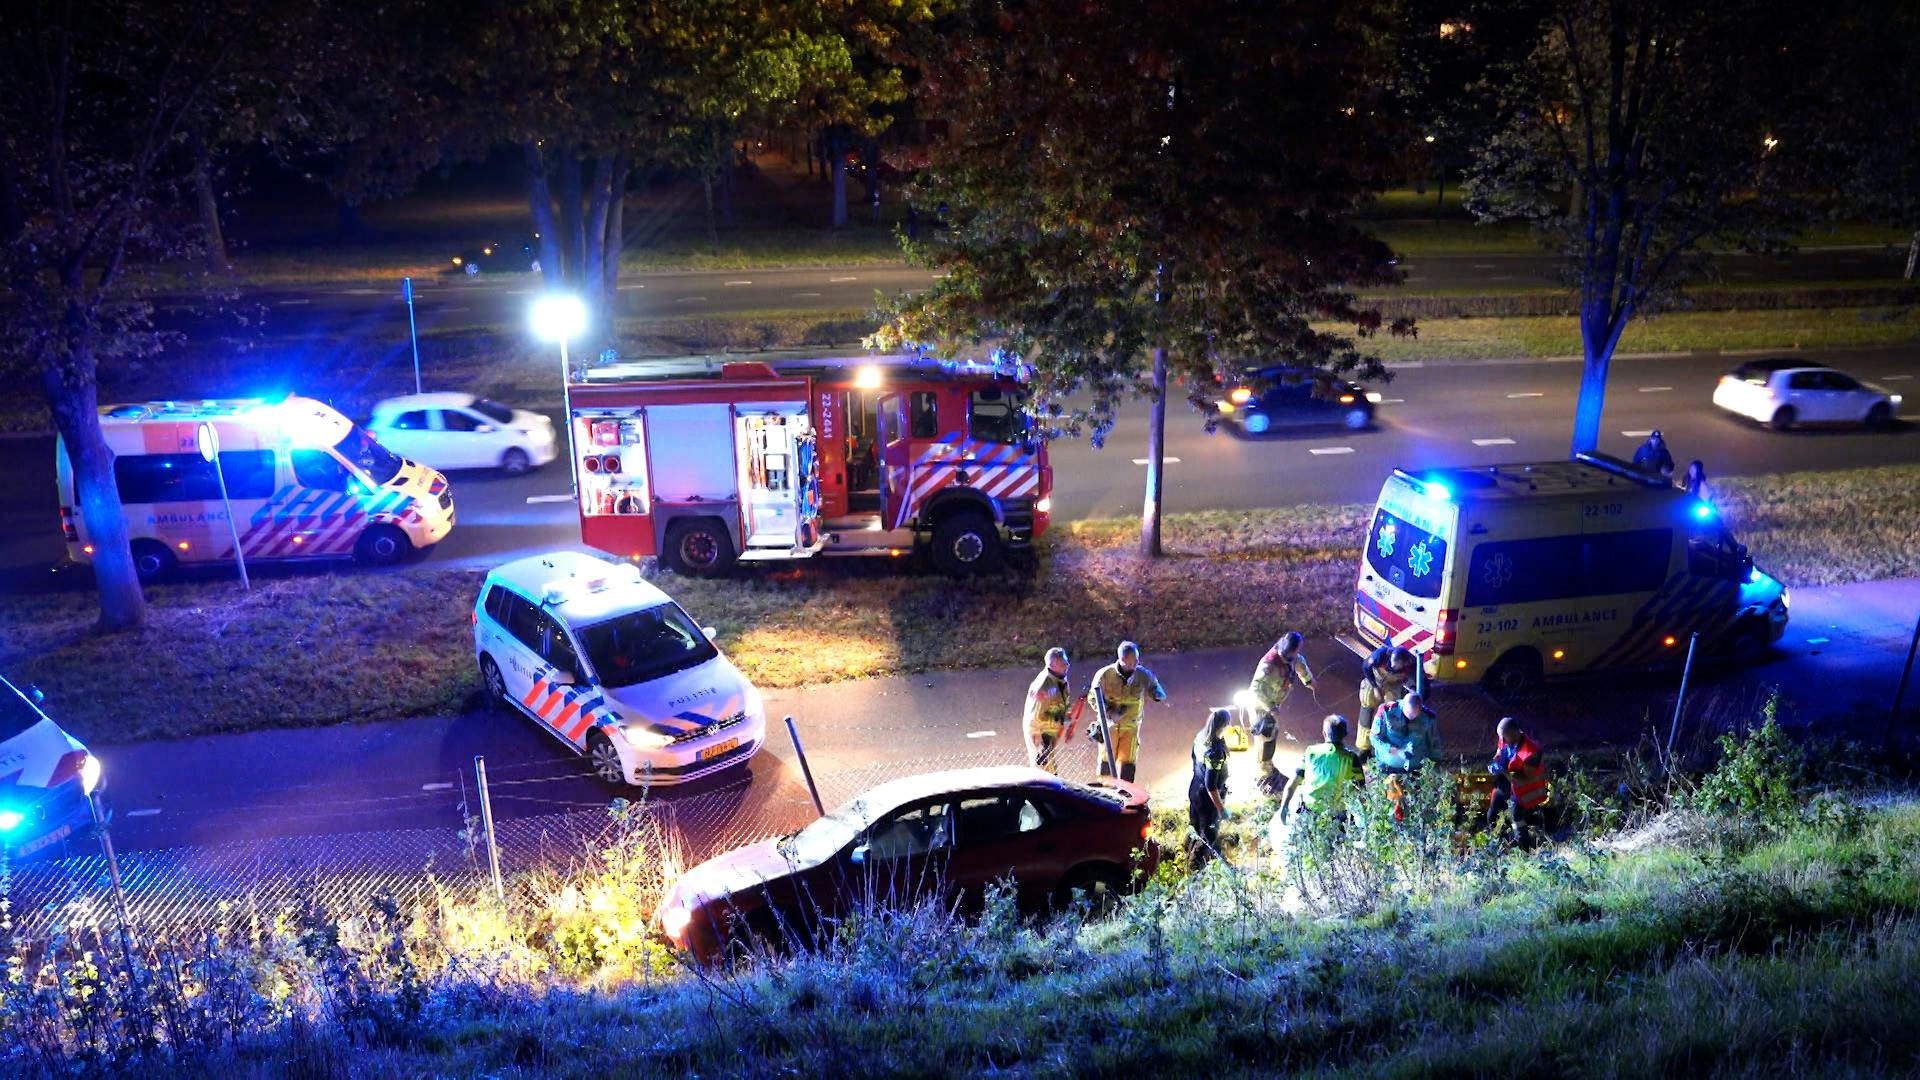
[530,294,589,496]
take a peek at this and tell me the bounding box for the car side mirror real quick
[26,684,45,705]
[849,843,868,866]
[703,626,718,640]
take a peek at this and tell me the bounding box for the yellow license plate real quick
[697,737,741,762]
[1359,611,1389,642]
[19,823,73,857]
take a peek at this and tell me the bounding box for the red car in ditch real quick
[657,766,1159,962]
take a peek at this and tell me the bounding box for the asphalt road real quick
[3,345,1914,573]
[151,244,1908,341]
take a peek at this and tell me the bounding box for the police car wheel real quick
[587,732,626,785]
[129,539,175,583]
[931,513,1001,576]
[480,656,507,707]
[500,448,532,475]
[354,525,412,566]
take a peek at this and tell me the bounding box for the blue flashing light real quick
[1423,480,1452,503]
[1692,501,1715,521]
[0,809,22,833]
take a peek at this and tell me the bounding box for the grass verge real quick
[1363,304,1920,362]
[5,714,1919,1077]
[2,464,1915,747]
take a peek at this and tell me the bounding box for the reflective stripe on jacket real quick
[1493,736,1549,809]
[1023,670,1073,735]
[1090,663,1164,728]
[1250,648,1312,712]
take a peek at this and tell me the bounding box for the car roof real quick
[371,393,480,414]
[485,551,674,621]
[843,765,1097,821]
[1731,358,1825,375]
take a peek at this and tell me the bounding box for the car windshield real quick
[778,797,871,864]
[334,425,404,486]
[471,398,515,425]
[0,681,47,742]
[576,603,718,689]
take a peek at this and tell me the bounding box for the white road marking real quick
[506,288,535,295]
[1131,456,1182,465]
[437,305,471,313]
[677,296,707,303]
[792,291,823,298]
[422,782,454,792]
[1621,429,1654,437]
[1806,637,1830,646]
[932,272,950,279]
[343,288,379,296]
[1506,392,1545,399]
[1309,446,1355,456]
[275,298,312,306]
[965,730,997,739]
[1473,263,1497,269]
[526,494,574,504]
[1639,386,1674,393]
[1380,397,1406,404]
[723,280,752,286]
[1472,437,1516,446]
[618,284,646,291]
[829,275,858,283]
[125,808,162,818]
[1885,374,1913,381]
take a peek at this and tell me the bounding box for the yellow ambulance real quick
[56,396,456,581]
[1350,452,1789,694]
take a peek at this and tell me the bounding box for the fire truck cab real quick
[571,352,1051,575]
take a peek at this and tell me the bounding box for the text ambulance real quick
[57,397,455,581]
[570,352,1051,576]
[1350,452,1789,694]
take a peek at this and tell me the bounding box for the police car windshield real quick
[334,426,403,486]
[576,603,718,689]
[0,683,46,741]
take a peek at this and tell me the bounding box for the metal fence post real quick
[1889,612,1920,748]
[473,755,504,901]
[1666,632,1701,771]
[89,791,136,970]
[785,716,826,816]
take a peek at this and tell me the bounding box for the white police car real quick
[473,551,765,786]
[1,674,104,861]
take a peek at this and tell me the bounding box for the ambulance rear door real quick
[1357,474,1459,658]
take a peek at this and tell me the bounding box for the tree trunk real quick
[524,142,564,291]
[602,154,629,318]
[44,360,143,630]
[701,169,719,247]
[830,148,848,229]
[582,155,614,312]
[189,130,229,274]
[557,149,585,285]
[1569,301,1626,455]
[1138,345,1168,558]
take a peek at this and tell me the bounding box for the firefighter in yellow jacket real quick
[1087,641,1167,783]
[1023,647,1077,774]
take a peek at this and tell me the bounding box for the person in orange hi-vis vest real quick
[1486,716,1549,843]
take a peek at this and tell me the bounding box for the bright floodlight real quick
[530,294,589,342]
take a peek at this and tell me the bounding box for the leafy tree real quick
[0,0,259,629]
[1461,0,1814,453]
[884,0,1409,555]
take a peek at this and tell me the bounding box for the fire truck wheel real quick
[129,539,176,583]
[664,518,736,575]
[931,513,1001,576]
[354,525,413,567]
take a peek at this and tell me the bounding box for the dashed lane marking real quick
[1639,386,1674,392]
[275,299,312,306]
[422,782,454,792]
[965,730,997,739]
[1380,397,1406,404]
[1309,446,1355,456]
[125,809,162,818]
[829,275,858,282]
[676,296,707,303]
[1806,637,1831,646]
[724,280,752,286]
[1131,456,1182,465]
[1473,263,1497,269]
[526,494,574,504]
[1506,392,1545,399]
[343,288,379,296]
[618,284,645,290]
[1472,437,1516,446]
[792,291,823,298]
[1886,374,1913,381]
[1622,429,1654,437]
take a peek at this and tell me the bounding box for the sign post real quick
[197,422,249,591]
[403,276,423,395]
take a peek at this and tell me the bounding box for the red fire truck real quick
[568,352,1052,575]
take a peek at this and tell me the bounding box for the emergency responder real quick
[1189,707,1232,862]
[1356,645,1417,756]
[1088,641,1167,782]
[1683,459,1711,503]
[1023,647,1076,774]
[1247,632,1315,795]
[1278,714,1364,826]
[1486,717,1549,843]
[1371,691,1441,775]
[1633,430,1675,479]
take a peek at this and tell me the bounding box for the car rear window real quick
[1732,359,1797,383]
[1365,509,1449,600]
[471,399,515,425]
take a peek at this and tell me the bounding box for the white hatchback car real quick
[1712,359,1902,431]
[473,551,765,787]
[368,393,558,474]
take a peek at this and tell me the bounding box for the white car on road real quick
[1712,359,1901,431]
[472,551,765,787]
[368,393,558,474]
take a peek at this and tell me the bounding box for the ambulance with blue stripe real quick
[473,551,766,787]
[57,397,455,580]
[1350,453,1789,694]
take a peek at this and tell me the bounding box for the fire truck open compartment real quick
[571,351,1052,576]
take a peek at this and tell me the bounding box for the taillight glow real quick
[1432,609,1458,654]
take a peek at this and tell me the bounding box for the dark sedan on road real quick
[657,766,1158,962]
[1215,365,1381,434]
[450,235,540,276]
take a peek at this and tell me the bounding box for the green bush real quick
[1691,707,1806,829]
